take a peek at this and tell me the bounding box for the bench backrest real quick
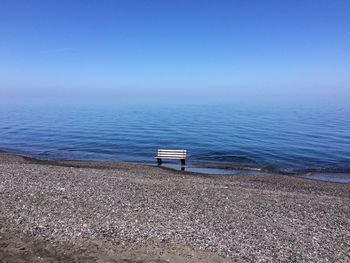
[157,149,187,159]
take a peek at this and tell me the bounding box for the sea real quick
[1,97,349,182]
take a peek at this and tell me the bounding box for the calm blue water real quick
[1,98,350,175]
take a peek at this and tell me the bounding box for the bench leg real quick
[180,159,186,171]
[157,158,162,166]
[180,159,186,166]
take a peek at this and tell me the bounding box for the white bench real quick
[156,149,187,167]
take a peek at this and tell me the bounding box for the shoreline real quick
[1,149,349,184]
[0,151,349,262]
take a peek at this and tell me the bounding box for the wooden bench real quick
[156,149,187,167]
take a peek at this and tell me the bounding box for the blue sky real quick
[0,0,349,98]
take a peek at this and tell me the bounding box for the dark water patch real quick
[192,153,258,164]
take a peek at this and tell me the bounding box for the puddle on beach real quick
[157,164,350,183]
[301,173,350,183]
[160,163,271,176]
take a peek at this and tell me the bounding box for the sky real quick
[0,0,350,99]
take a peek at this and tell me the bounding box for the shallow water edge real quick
[1,149,349,184]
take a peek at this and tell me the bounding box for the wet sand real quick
[0,152,349,262]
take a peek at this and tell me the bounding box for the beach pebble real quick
[0,152,349,262]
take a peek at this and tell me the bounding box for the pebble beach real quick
[0,151,349,262]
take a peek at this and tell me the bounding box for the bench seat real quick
[156,149,187,166]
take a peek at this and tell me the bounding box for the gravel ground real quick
[0,152,349,262]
